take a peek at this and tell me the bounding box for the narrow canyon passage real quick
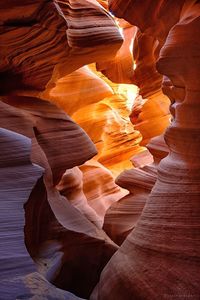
[0,1,200,299]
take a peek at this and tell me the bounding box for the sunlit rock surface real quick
[96,20,136,84]
[45,58,145,177]
[42,66,113,115]
[43,59,142,220]
[130,29,170,145]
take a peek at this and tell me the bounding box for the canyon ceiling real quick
[0,0,200,299]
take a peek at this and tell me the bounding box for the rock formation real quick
[96,19,137,84]
[103,163,157,246]
[0,0,123,94]
[42,66,113,116]
[130,29,170,145]
[93,0,200,299]
[46,58,144,177]
[0,1,124,298]
[1,0,200,299]
[0,127,82,300]
[80,160,128,226]
[56,166,103,228]
[0,97,119,299]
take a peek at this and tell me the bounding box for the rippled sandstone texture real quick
[44,58,144,176]
[92,0,200,299]
[0,1,124,299]
[130,28,170,145]
[79,160,128,226]
[0,97,120,299]
[103,133,168,246]
[96,19,137,84]
[0,127,84,300]
[0,0,123,94]
[39,13,144,178]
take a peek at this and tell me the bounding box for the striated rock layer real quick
[130,28,170,145]
[0,96,120,299]
[47,59,143,177]
[103,164,156,245]
[96,20,137,84]
[0,0,123,94]
[80,160,128,226]
[93,0,200,299]
[0,1,124,298]
[0,127,83,300]
[103,134,168,246]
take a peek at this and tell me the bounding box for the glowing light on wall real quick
[119,27,124,38]
[117,84,138,110]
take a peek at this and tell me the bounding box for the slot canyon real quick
[0,0,200,299]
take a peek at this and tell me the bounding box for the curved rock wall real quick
[0,0,122,94]
[93,1,200,299]
[0,1,123,299]
[130,28,170,145]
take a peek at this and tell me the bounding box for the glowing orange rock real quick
[73,98,143,176]
[130,29,170,145]
[42,66,113,115]
[97,24,137,84]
